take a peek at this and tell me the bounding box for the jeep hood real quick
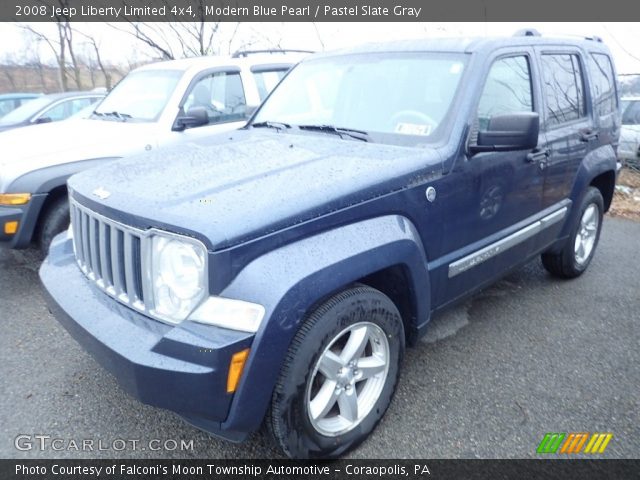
[0,118,156,192]
[69,130,442,250]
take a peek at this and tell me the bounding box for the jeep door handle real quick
[526,148,550,163]
[580,129,598,142]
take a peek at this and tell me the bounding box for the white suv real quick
[0,50,307,253]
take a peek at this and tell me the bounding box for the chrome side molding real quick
[448,207,568,278]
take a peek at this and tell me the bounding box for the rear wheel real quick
[541,186,603,278]
[37,197,69,257]
[267,285,404,458]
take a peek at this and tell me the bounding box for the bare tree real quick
[19,0,87,91]
[1,54,19,90]
[76,31,113,89]
[20,24,68,91]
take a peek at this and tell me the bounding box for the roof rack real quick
[513,28,541,37]
[232,49,314,58]
[513,29,604,43]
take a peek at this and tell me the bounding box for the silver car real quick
[619,96,640,166]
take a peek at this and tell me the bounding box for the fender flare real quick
[559,145,617,239]
[7,157,122,194]
[219,214,430,434]
[6,158,121,246]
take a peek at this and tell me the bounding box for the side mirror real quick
[34,117,52,124]
[173,106,209,131]
[471,112,539,153]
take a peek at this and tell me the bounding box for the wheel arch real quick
[218,215,430,435]
[6,157,121,246]
[561,146,617,240]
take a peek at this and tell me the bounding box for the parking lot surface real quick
[1,217,638,459]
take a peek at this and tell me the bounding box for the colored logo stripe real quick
[537,433,565,453]
[559,433,589,453]
[538,432,613,454]
[584,433,613,454]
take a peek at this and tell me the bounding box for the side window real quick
[589,54,617,117]
[184,71,247,126]
[0,99,14,117]
[253,69,287,101]
[477,56,533,131]
[69,97,96,115]
[41,101,70,122]
[540,54,586,126]
[622,101,640,125]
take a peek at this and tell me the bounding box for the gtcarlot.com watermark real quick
[15,434,194,452]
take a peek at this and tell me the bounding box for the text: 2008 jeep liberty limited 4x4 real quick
[41,32,621,458]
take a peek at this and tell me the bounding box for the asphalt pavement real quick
[1,217,638,459]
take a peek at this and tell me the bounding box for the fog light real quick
[227,349,250,393]
[4,221,18,235]
[0,193,31,205]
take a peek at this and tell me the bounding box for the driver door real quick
[434,51,546,306]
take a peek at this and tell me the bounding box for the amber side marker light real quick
[0,193,31,206]
[227,349,250,393]
[4,221,19,235]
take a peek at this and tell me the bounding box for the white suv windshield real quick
[94,69,182,122]
[254,52,467,144]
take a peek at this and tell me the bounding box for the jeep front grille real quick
[70,198,148,312]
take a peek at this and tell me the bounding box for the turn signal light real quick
[0,193,31,206]
[226,349,250,393]
[4,221,19,235]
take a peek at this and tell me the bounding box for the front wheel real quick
[541,186,603,278]
[267,285,404,458]
[37,197,69,257]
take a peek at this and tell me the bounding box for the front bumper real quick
[39,234,255,441]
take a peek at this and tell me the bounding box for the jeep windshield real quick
[252,52,467,145]
[93,69,182,122]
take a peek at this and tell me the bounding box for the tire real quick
[541,187,604,279]
[37,197,70,257]
[267,285,405,459]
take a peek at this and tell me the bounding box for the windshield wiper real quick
[252,120,291,131]
[298,124,370,142]
[94,111,132,122]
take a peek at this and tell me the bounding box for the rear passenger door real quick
[537,50,593,208]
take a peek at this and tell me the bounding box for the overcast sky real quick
[1,22,639,74]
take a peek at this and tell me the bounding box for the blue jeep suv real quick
[40,32,620,458]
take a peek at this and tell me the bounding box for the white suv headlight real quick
[150,235,207,322]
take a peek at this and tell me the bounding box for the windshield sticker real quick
[450,63,464,74]
[394,122,432,136]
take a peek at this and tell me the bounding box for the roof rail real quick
[232,49,314,58]
[513,28,541,37]
[513,29,605,43]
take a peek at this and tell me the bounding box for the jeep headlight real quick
[150,235,207,322]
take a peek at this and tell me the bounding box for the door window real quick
[588,54,617,117]
[540,54,586,126]
[477,56,533,131]
[183,71,247,126]
[253,69,288,101]
[40,101,70,121]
